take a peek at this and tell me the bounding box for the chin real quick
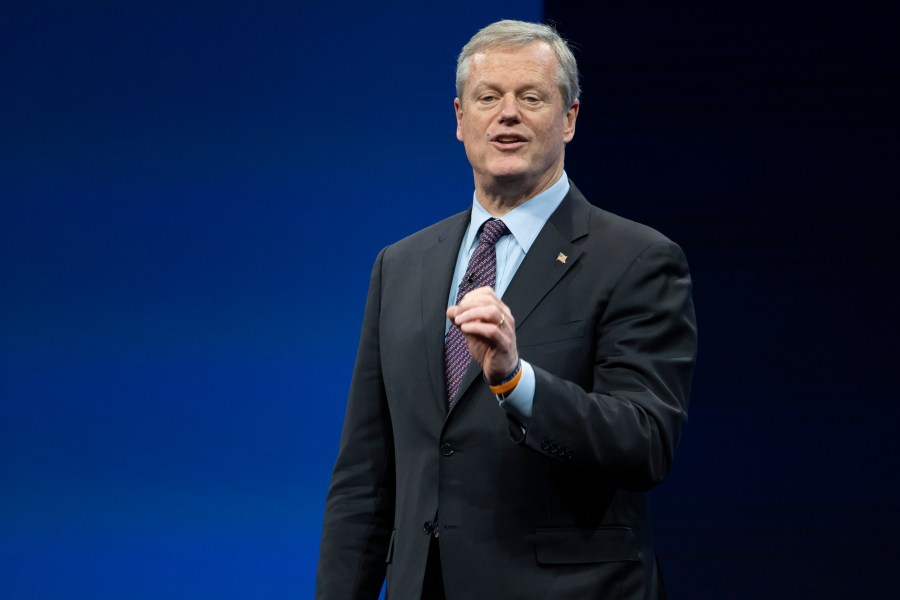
[484,161,531,181]
[488,170,529,183]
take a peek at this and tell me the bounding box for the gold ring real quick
[498,314,505,327]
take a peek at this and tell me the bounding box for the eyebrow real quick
[469,81,552,96]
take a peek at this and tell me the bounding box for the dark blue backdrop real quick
[544,1,900,597]
[1,2,539,597]
[3,2,898,598]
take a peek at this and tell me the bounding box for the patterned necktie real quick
[444,219,510,407]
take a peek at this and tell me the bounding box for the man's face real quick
[455,41,579,198]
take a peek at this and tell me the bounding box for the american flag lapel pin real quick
[557,252,567,264]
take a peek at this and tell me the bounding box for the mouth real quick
[490,133,528,148]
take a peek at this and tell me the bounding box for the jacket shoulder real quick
[565,184,679,255]
[382,210,469,257]
[591,206,675,248]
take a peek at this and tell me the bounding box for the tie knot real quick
[479,219,510,246]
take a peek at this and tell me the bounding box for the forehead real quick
[466,42,558,90]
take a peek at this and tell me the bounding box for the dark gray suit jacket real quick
[317,182,697,600]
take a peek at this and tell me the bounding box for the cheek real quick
[460,120,481,141]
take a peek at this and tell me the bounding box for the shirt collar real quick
[465,172,570,253]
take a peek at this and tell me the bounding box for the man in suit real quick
[317,19,696,600]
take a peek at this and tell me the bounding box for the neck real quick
[474,166,564,217]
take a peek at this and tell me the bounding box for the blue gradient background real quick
[2,2,539,597]
[3,2,899,598]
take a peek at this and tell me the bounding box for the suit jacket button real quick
[440,443,454,456]
[423,521,434,535]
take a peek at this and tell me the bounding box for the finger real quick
[453,304,506,326]
[457,286,500,307]
[456,291,505,316]
[458,310,515,343]
[458,319,510,346]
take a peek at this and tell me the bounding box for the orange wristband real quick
[489,360,522,395]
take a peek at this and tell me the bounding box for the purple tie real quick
[444,219,510,407]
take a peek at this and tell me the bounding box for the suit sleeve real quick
[316,248,395,600]
[518,240,697,492]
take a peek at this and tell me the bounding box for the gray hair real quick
[456,20,580,108]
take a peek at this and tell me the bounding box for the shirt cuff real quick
[497,359,535,424]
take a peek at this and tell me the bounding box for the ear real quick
[454,98,464,142]
[562,99,579,143]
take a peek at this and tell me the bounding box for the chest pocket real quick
[518,320,586,348]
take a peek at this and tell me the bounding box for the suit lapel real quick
[501,188,590,329]
[448,184,592,417]
[422,211,470,411]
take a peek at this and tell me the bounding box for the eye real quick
[519,94,546,108]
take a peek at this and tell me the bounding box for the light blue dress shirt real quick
[447,173,570,424]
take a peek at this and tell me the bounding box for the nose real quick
[497,93,521,124]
